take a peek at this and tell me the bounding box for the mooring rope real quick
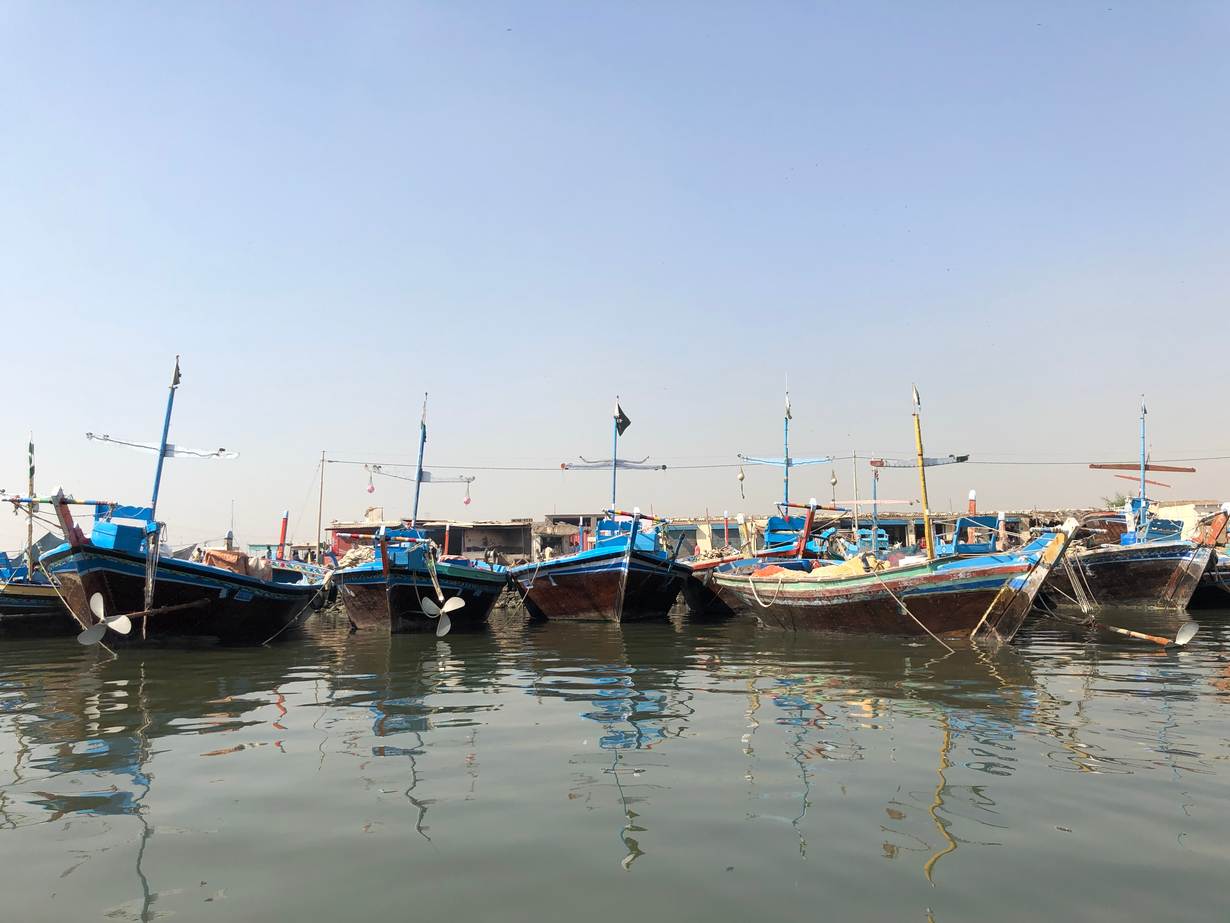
[869,566,955,654]
[747,574,785,608]
[1062,556,1099,615]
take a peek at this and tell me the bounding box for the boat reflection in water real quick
[525,621,693,869]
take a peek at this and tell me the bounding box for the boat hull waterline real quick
[511,548,689,623]
[336,564,506,633]
[41,545,321,644]
[717,559,1037,636]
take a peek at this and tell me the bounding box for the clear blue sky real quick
[2,2,1228,549]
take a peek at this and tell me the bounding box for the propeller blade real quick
[89,592,106,620]
[436,611,452,637]
[106,615,133,636]
[1173,621,1199,647]
[422,598,441,618]
[77,623,107,646]
[440,596,466,614]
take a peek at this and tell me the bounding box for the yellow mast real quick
[912,386,934,560]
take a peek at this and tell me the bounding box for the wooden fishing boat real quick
[715,388,1077,641]
[8,358,324,645]
[334,531,507,633]
[331,394,503,635]
[0,559,73,634]
[1191,552,1230,608]
[36,497,323,644]
[717,530,1073,637]
[1044,402,1228,611]
[511,514,690,622]
[509,398,684,623]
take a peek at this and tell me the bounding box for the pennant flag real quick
[614,401,631,436]
[784,391,792,421]
[1140,395,1147,416]
[911,384,921,409]
[420,393,428,442]
[28,436,34,484]
[171,356,182,387]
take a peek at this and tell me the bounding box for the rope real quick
[1062,556,1099,615]
[747,574,785,608]
[868,566,955,654]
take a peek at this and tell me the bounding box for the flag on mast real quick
[171,357,182,387]
[785,391,792,420]
[911,385,921,409]
[614,401,631,436]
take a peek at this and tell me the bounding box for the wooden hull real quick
[0,581,76,635]
[336,564,505,633]
[1189,552,1229,608]
[41,544,320,644]
[511,549,687,622]
[681,568,748,619]
[717,558,1029,636]
[1045,541,1213,610]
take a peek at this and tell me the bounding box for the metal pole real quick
[1138,396,1148,533]
[411,393,428,528]
[26,434,34,575]
[316,450,325,563]
[783,407,790,508]
[851,449,860,539]
[149,357,181,520]
[871,470,880,559]
[611,398,619,511]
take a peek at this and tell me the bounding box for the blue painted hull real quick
[510,548,688,622]
[335,561,507,633]
[40,544,321,643]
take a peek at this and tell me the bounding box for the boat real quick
[508,399,689,622]
[19,358,324,645]
[1043,400,1228,611]
[713,387,1078,641]
[0,553,72,634]
[332,394,507,634]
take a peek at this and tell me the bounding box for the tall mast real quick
[1139,395,1147,504]
[851,449,860,536]
[611,397,619,510]
[315,450,325,562]
[870,468,880,559]
[25,434,34,574]
[912,385,935,560]
[411,393,428,528]
[149,356,181,521]
[783,387,791,507]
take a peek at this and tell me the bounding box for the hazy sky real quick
[2,2,1228,550]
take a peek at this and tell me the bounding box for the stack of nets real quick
[337,545,375,568]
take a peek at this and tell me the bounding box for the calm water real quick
[2,605,1229,922]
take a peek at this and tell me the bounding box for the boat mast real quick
[783,387,791,507]
[611,398,619,510]
[316,450,325,563]
[912,385,935,560]
[25,434,34,575]
[149,356,181,521]
[871,468,880,559]
[1138,395,1148,533]
[411,393,428,528]
[851,449,860,538]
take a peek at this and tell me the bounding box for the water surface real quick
[1,605,1228,922]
